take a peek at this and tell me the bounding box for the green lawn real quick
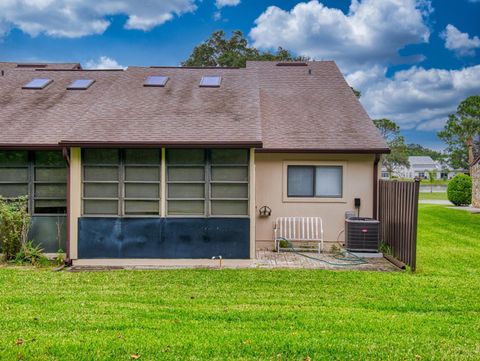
[420,179,449,186]
[419,192,449,200]
[1,206,479,360]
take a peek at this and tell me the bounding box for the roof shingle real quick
[0,61,388,152]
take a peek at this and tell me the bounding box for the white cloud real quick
[84,56,126,70]
[441,24,480,57]
[347,65,480,131]
[215,0,241,8]
[250,0,432,71]
[0,0,197,38]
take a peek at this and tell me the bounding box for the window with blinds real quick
[82,149,161,216]
[0,150,67,214]
[167,149,249,217]
[34,151,67,214]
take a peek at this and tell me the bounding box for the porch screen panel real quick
[210,149,248,216]
[82,149,119,215]
[33,151,67,214]
[124,149,161,215]
[167,149,206,215]
[0,151,29,200]
[0,150,67,215]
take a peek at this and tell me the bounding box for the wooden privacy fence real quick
[378,179,420,271]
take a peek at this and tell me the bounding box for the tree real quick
[182,30,308,68]
[438,95,480,169]
[373,118,410,177]
[350,87,361,98]
[406,143,445,162]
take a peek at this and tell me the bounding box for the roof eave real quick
[255,147,391,154]
[58,140,263,148]
[0,143,63,150]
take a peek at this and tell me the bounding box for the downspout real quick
[62,147,72,266]
[373,154,381,219]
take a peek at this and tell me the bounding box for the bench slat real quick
[274,217,324,253]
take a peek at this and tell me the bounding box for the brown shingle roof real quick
[0,61,388,152]
[0,62,81,70]
[250,61,388,152]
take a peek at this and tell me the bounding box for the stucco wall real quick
[254,153,376,249]
[472,162,480,208]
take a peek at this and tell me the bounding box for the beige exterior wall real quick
[254,153,376,250]
[249,148,256,258]
[69,147,82,260]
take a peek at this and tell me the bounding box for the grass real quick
[419,192,449,200]
[0,206,479,360]
[420,179,449,185]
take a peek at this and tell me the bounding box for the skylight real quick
[67,79,95,90]
[200,76,221,87]
[22,78,53,89]
[144,76,169,87]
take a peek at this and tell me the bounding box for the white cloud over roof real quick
[441,24,480,57]
[0,0,197,38]
[347,65,480,131]
[215,0,241,9]
[85,56,126,70]
[250,0,432,71]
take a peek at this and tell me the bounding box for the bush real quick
[447,174,472,206]
[13,240,48,266]
[0,196,30,260]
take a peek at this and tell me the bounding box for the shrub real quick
[13,240,48,266]
[447,174,472,206]
[0,196,30,260]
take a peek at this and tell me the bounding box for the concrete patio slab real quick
[69,251,400,272]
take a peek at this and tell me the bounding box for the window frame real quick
[283,161,347,203]
[81,149,162,217]
[0,150,67,216]
[166,149,249,218]
[33,152,68,215]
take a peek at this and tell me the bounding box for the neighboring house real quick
[381,156,464,180]
[0,61,389,265]
[472,156,480,209]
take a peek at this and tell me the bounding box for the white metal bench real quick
[274,217,324,254]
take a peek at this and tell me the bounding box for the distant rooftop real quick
[0,62,81,71]
[408,156,436,165]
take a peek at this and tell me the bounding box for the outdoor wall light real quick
[259,206,272,217]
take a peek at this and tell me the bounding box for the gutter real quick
[373,154,381,219]
[0,144,62,150]
[58,140,264,148]
[255,148,391,154]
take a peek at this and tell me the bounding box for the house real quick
[381,156,464,180]
[472,156,480,208]
[0,61,389,265]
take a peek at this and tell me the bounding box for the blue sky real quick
[0,0,479,150]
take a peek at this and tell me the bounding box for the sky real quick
[0,0,479,151]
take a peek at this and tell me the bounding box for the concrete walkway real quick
[419,200,452,205]
[448,206,480,214]
[69,251,400,272]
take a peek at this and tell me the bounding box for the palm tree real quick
[438,96,480,168]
